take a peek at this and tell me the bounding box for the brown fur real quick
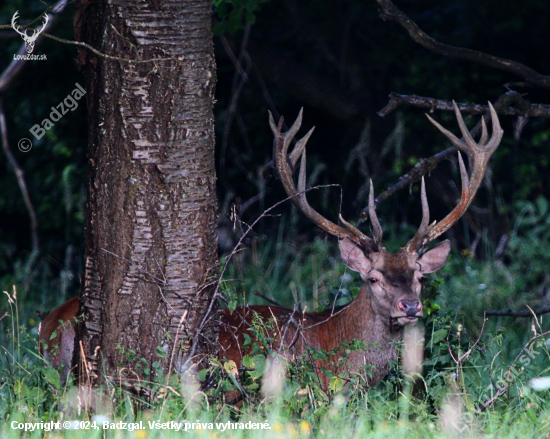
[38,296,78,382]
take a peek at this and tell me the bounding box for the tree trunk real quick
[75,0,218,385]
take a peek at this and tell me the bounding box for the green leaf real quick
[43,368,61,388]
[156,346,167,358]
[329,376,344,392]
[197,369,208,382]
[431,329,448,346]
[242,354,255,369]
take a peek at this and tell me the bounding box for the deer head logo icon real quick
[11,11,49,54]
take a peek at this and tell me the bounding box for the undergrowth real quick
[3,198,550,437]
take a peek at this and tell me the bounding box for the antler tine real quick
[271,110,376,251]
[268,110,278,133]
[414,102,503,249]
[457,150,469,190]
[425,113,469,157]
[338,215,375,249]
[269,108,303,151]
[368,180,383,244]
[452,101,480,156]
[404,177,430,252]
[485,102,504,153]
[479,116,488,146]
[290,127,314,167]
[269,109,314,168]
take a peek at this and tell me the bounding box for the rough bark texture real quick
[75,0,218,384]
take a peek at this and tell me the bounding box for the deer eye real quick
[368,277,378,284]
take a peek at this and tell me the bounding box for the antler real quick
[405,101,503,252]
[269,109,382,251]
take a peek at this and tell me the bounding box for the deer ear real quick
[417,240,451,274]
[339,238,372,278]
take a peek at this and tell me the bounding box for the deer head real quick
[269,103,502,329]
[11,11,49,54]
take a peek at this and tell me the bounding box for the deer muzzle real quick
[393,299,423,325]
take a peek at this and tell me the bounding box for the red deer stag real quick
[218,103,502,386]
[39,103,502,387]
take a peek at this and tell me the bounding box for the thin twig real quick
[445,308,460,379]
[183,183,346,366]
[41,32,174,63]
[485,307,550,317]
[244,50,281,122]
[0,100,39,266]
[252,290,283,307]
[219,24,252,185]
[478,330,550,411]
[1,25,174,65]
[458,312,487,362]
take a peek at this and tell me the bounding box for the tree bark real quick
[75,0,218,385]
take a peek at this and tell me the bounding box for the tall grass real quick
[3,200,550,437]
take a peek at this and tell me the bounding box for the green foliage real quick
[0,290,67,421]
[4,249,550,438]
[213,0,269,34]
[505,196,550,292]
[222,230,356,312]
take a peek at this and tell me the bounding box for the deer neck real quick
[331,287,404,386]
[340,286,404,347]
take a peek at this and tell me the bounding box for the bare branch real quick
[252,290,283,307]
[376,0,550,89]
[377,92,548,119]
[485,307,550,317]
[183,183,347,366]
[363,92,522,213]
[41,32,173,63]
[219,23,252,186]
[0,100,39,265]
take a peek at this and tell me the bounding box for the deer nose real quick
[398,300,422,316]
